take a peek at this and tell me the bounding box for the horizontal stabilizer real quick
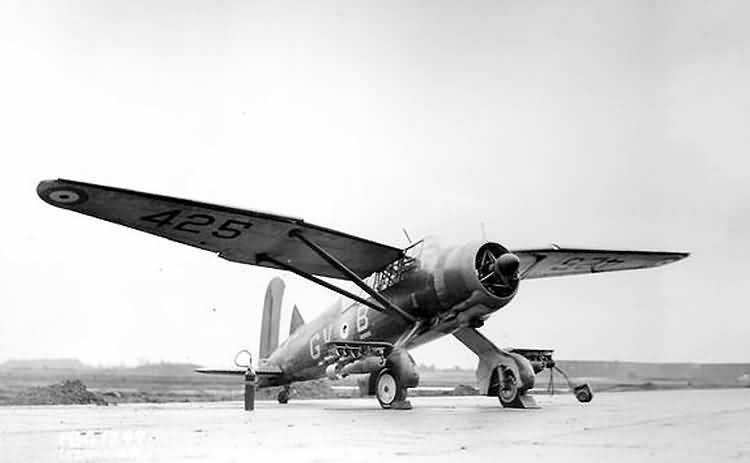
[195,365,282,376]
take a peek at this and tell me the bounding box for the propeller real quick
[476,246,520,296]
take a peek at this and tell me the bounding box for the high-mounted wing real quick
[37,179,403,279]
[512,247,689,280]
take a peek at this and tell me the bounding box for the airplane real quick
[37,178,689,410]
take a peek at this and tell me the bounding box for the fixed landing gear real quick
[454,328,538,409]
[490,363,538,408]
[277,386,290,404]
[375,369,411,409]
[369,350,418,410]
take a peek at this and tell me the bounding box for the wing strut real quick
[256,253,392,316]
[288,230,416,323]
[257,230,415,323]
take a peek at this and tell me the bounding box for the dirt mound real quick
[11,379,109,406]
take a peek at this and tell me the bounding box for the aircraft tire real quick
[574,384,593,403]
[277,388,289,404]
[496,366,523,408]
[376,369,405,409]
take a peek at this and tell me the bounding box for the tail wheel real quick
[277,387,289,404]
[574,384,593,403]
[376,369,405,409]
[497,366,522,408]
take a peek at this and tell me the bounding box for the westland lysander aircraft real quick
[38,179,688,410]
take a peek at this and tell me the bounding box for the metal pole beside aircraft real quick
[244,367,256,411]
[232,349,257,411]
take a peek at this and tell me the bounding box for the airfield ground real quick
[1,389,748,462]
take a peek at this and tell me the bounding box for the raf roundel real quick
[44,187,88,206]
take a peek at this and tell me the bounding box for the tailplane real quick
[259,277,284,361]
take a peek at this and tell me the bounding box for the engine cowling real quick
[421,240,520,315]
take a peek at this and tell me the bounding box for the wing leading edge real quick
[37,179,403,279]
[512,247,689,280]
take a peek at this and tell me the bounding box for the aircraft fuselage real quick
[262,239,519,386]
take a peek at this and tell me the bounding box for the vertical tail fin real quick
[259,277,284,361]
[289,304,305,335]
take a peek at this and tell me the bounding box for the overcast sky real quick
[1,0,748,368]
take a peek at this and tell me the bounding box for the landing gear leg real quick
[277,385,290,404]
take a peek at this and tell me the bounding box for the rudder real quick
[259,277,284,361]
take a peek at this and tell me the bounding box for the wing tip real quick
[37,179,59,205]
[37,178,90,208]
[36,178,57,196]
[668,251,690,264]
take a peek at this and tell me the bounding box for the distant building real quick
[0,358,86,371]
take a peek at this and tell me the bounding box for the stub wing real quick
[512,247,689,280]
[324,340,394,359]
[37,179,403,279]
[322,341,394,366]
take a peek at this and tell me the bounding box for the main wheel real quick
[277,387,289,404]
[497,366,523,408]
[376,369,405,409]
